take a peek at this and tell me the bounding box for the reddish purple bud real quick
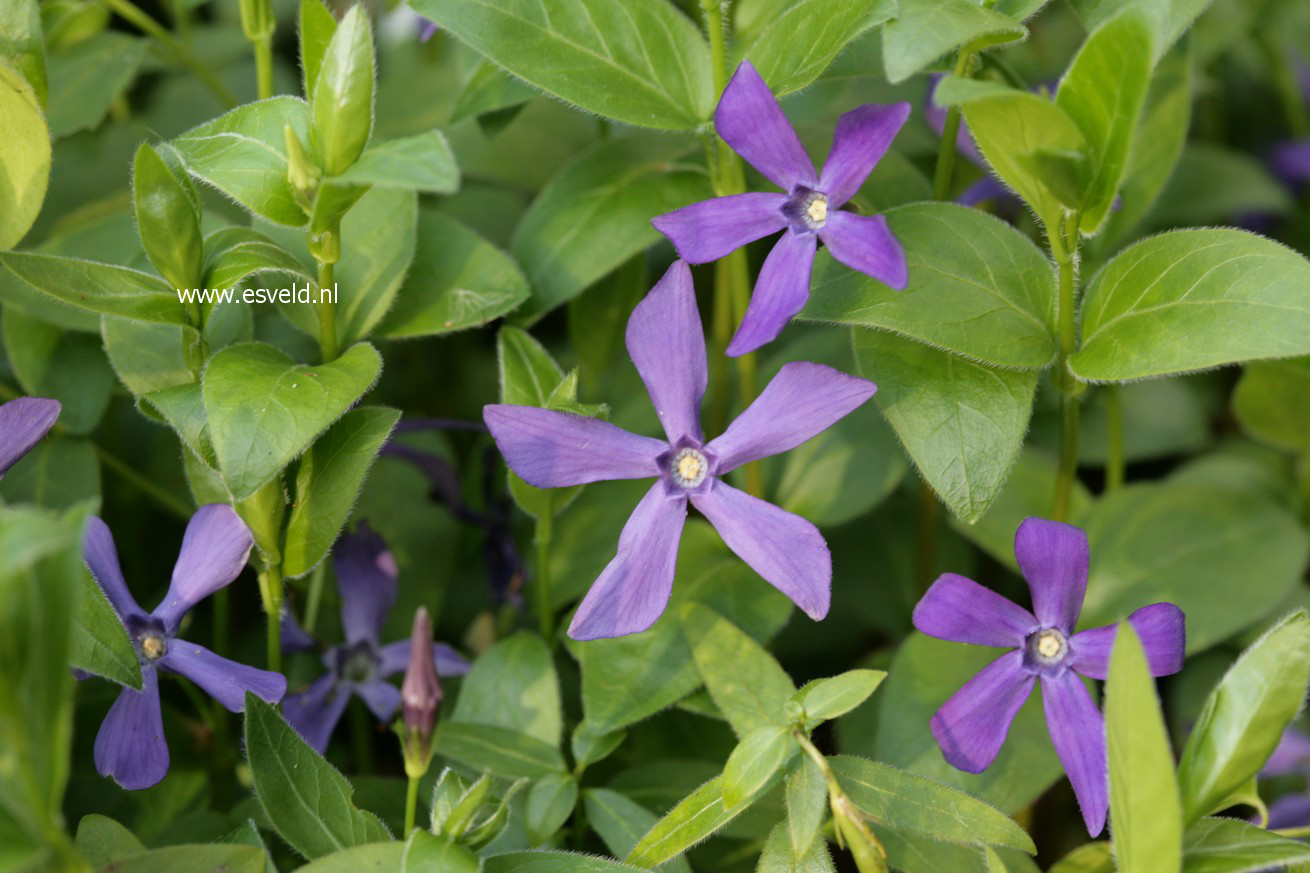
[402,607,442,762]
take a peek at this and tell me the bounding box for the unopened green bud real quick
[284,125,320,210]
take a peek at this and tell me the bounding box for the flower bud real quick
[401,607,442,769]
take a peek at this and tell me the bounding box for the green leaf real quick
[626,774,775,868]
[243,694,390,860]
[377,209,528,339]
[571,723,625,771]
[451,631,562,746]
[435,721,566,779]
[45,31,146,137]
[2,306,114,434]
[831,756,1035,853]
[743,0,896,97]
[785,753,826,858]
[0,60,50,250]
[1079,482,1309,653]
[584,789,691,873]
[70,570,141,690]
[1145,144,1292,228]
[102,301,252,397]
[172,97,313,227]
[134,142,204,293]
[450,60,537,124]
[74,814,146,865]
[723,725,792,810]
[852,329,1039,524]
[525,774,578,846]
[0,252,183,325]
[202,227,314,295]
[881,0,1025,84]
[1069,0,1211,62]
[285,836,478,873]
[312,4,374,175]
[1048,843,1114,873]
[413,0,713,130]
[202,341,382,500]
[758,820,836,873]
[89,845,268,873]
[1072,230,1310,382]
[299,0,336,102]
[1177,611,1310,824]
[485,851,648,873]
[681,602,796,738]
[1054,9,1155,233]
[1107,622,1182,873]
[511,137,711,320]
[0,0,45,104]
[334,131,459,193]
[1233,357,1310,452]
[802,203,1057,369]
[793,669,886,724]
[1181,817,1310,873]
[282,406,399,577]
[0,435,100,509]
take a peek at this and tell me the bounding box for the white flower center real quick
[1027,628,1069,667]
[806,194,828,227]
[669,448,709,489]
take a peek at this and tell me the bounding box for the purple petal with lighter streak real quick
[931,650,1034,773]
[83,516,142,619]
[1070,603,1186,680]
[484,405,663,488]
[914,573,1038,648]
[1015,517,1089,633]
[154,504,253,632]
[691,481,830,620]
[0,396,59,476]
[161,639,286,712]
[626,260,709,444]
[94,668,169,791]
[568,483,686,641]
[819,103,911,207]
[820,211,908,290]
[334,522,398,647]
[726,230,817,357]
[282,673,351,754]
[379,640,470,678]
[707,362,875,472]
[651,193,787,264]
[715,61,817,191]
[1042,673,1109,836]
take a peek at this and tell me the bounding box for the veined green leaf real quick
[882,0,1025,84]
[451,632,562,747]
[743,0,896,97]
[1181,817,1310,873]
[0,60,50,250]
[0,252,183,325]
[681,602,796,738]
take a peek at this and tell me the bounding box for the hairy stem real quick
[930,49,978,201]
[536,512,554,642]
[1052,213,1082,522]
[256,564,284,673]
[254,36,274,101]
[404,772,420,836]
[1105,384,1125,493]
[317,258,339,363]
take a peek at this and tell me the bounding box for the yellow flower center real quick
[1035,630,1063,659]
[141,634,167,661]
[677,453,703,482]
[669,447,710,489]
[806,195,828,226]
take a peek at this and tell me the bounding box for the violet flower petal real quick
[94,668,169,790]
[0,396,60,476]
[819,103,911,207]
[913,573,1038,648]
[1014,517,1088,633]
[1268,793,1310,830]
[356,678,402,721]
[378,640,470,678]
[627,260,709,444]
[931,650,1034,773]
[957,175,1012,206]
[1069,603,1186,680]
[819,211,908,290]
[691,481,830,620]
[1264,728,1310,778]
[281,607,317,653]
[83,515,142,618]
[726,230,817,357]
[334,522,399,647]
[1042,673,1109,836]
[707,361,876,473]
[651,193,787,264]
[154,504,254,632]
[567,483,687,641]
[484,405,664,488]
[1270,139,1310,185]
[282,673,350,754]
[160,640,287,712]
[715,61,817,190]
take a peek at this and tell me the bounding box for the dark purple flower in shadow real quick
[281,522,468,753]
[1261,728,1310,829]
[0,396,60,476]
[84,504,285,790]
[484,260,876,641]
[652,61,910,357]
[913,517,1185,836]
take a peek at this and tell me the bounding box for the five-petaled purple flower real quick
[484,260,877,640]
[84,504,287,790]
[281,523,468,753]
[0,396,60,477]
[913,517,1185,836]
[652,61,910,357]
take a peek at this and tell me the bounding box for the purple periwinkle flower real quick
[1260,728,1310,829]
[281,523,468,753]
[483,260,877,641]
[0,396,60,476]
[913,517,1186,836]
[652,62,910,357]
[84,504,286,790]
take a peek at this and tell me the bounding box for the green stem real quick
[1105,384,1125,493]
[254,35,274,101]
[535,513,554,641]
[101,0,237,107]
[94,444,193,520]
[304,560,327,635]
[792,730,887,869]
[317,258,339,362]
[931,49,977,201]
[1052,213,1082,522]
[404,772,420,836]
[257,565,284,673]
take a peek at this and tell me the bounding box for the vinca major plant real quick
[2,1,1310,872]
